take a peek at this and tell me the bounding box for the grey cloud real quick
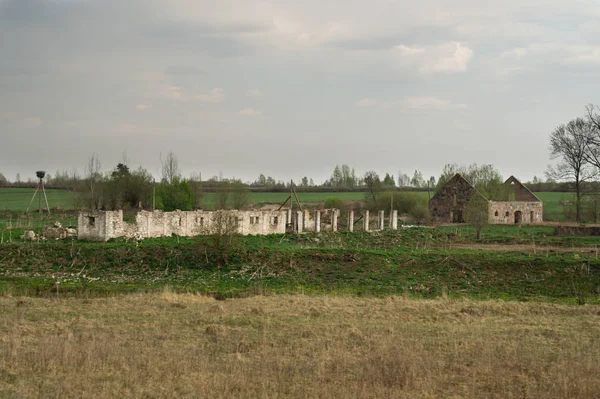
[1,0,600,184]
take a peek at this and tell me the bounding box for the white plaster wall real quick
[79,209,287,240]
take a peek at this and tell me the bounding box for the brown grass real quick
[1,292,600,398]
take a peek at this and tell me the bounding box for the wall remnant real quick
[78,209,288,241]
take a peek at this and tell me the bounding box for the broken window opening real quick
[250,216,259,225]
[271,216,279,225]
[494,211,499,217]
[88,216,96,227]
[505,211,510,217]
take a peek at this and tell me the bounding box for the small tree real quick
[161,151,180,184]
[547,117,596,222]
[363,171,382,208]
[230,181,251,210]
[206,210,240,266]
[465,194,489,240]
[83,153,103,210]
[215,182,230,210]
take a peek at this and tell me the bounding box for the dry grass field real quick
[1,292,599,398]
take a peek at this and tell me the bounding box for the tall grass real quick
[1,293,599,398]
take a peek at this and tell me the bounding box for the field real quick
[0,188,77,211]
[2,217,600,396]
[0,188,576,219]
[1,293,599,398]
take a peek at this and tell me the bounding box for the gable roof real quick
[504,175,542,202]
[432,173,488,201]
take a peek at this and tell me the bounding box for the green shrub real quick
[410,204,430,224]
[377,192,426,215]
[324,197,346,210]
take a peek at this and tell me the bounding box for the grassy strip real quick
[1,229,599,302]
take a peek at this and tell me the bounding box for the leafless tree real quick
[85,153,103,210]
[161,151,180,184]
[547,117,596,222]
[207,210,240,266]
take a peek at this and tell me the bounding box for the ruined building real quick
[78,208,401,241]
[429,174,543,224]
[78,209,288,241]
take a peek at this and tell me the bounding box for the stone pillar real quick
[391,210,398,230]
[332,209,338,232]
[348,210,354,232]
[364,210,370,231]
[303,210,311,230]
[295,211,303,233]
[286,209,292,225]
[314,210,321,233]
[378,210,385,230]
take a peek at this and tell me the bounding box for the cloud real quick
[136,104,150,111]
[355,98,379,107]
[246,89,263,98]
[239,108,263,117]
[196,88,225,103]
[394,42,474,74]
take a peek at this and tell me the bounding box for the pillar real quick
[332,209,338,232]
[378,210,385,230]
[364,210,369,231]
[391,210,398,230]
[295,211,303,233]
[286,209,292,225]
[348,210,354,232]
[314,210,321,233]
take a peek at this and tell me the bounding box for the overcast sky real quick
[1,0,600,184]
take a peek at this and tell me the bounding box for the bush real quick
[410,204,430,224]
[324,197,346,210]
[377,192,426,215]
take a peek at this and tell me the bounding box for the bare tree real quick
[465,194,489,240]
[161,151,180,184]
[85,153,103,210]
[363,171,382,208]
[547,118,596,222]
[207,210,240,266]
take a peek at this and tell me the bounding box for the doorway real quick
[514,211,522,224]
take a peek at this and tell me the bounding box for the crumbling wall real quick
[78,209,288,240]
[429,174,484,223]
[78,210,125,241]
[488,201,543,224]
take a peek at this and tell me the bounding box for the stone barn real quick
[429,174,543,225]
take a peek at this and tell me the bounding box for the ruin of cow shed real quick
[428,174,543,224]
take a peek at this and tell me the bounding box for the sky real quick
[1,0,600,184]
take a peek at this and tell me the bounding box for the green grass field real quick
[0,188,76,211]
[0,188,578,221]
